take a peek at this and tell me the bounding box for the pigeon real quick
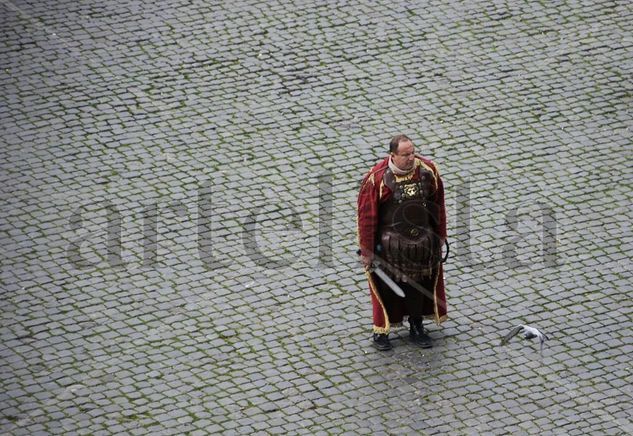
[500,324,549,354]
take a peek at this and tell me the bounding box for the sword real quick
[370,264,406,298]
[357,249,405,298]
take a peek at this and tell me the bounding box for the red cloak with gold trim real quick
[357,155,448,333]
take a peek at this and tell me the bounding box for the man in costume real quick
[357,134,448,350]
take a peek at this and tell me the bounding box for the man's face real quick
[391,140,416,171]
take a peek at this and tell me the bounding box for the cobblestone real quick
[1,0,632,434]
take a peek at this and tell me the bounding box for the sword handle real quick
[356,249,372,270]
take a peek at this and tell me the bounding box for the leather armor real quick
[377,167,441,282]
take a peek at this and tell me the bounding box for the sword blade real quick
[372,265,405,298]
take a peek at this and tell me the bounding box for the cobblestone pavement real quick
[1,0,632,434]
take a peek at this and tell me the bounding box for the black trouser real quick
[378,275,435,321]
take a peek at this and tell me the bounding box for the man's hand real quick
[360,254,374,270]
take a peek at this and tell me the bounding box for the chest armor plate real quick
[377,168,440,281]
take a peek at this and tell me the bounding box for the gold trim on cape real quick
[366,270,391,334]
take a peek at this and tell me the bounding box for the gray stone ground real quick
[1,0,632,434]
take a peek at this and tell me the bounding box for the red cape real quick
[357,156,448,333]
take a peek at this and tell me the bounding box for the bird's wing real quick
[500,325,524,345]
[539,331,549,353]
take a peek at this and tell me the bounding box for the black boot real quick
[409,318,432,348]
[372,333,392,351]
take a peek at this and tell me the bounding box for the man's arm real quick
[432,164,447,243]
[357,173,380,269]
